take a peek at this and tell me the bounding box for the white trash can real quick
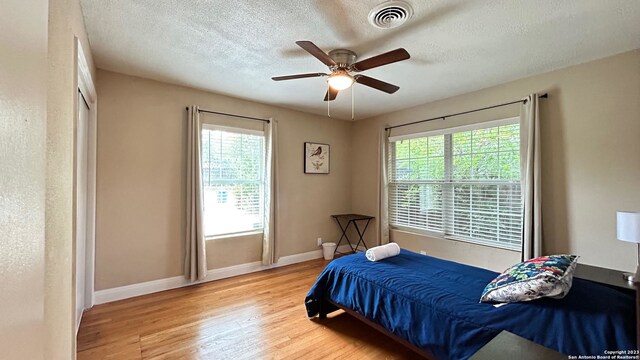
[322,242,337,260]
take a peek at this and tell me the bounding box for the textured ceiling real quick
[80,0,640,120]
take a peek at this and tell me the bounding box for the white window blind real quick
[201,125,265,237]
[388,119,522,250]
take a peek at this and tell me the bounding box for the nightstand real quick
[574,263,636,291]
[470,331,567,360]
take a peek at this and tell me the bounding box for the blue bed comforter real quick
[305,250,636,360]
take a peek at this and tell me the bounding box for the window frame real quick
[201,123,266,240]
[388,117,522,251]
[202,123,265,138]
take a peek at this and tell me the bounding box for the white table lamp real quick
[617,211,640,282]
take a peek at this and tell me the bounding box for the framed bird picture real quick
[304,142,330,174]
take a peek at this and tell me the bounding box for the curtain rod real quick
[185,106,270,123]
[385,93,548,131]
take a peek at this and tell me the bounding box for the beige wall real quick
[47,0,96,357]
[1,0,95,358]
[0,1,48,359]
[352,50,640,272]
[393,231,521,272]
[95,70,352,290]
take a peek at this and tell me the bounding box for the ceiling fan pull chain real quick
[351,83,355,120]
[327,83,331,118]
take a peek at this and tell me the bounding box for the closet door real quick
[76,90,90,329]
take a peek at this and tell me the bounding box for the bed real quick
[305,249,637,359]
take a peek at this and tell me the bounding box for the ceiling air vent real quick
[368,1,414,29]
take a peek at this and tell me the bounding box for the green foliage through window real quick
[389,120,523,250]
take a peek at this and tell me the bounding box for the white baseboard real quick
[337,244,368,253]
[94,245,370,305]
[95,249,322,305]
[76,312,82,335]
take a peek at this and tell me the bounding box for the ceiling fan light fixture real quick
[327,71,354,90]
[272,40,409,104]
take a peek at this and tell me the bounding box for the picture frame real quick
[304,142,330,174]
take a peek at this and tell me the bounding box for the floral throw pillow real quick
[480,255,579,303]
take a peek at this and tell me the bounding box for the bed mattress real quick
[305,250,636,359]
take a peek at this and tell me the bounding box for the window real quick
[201,125,264,237]
[388,118,522,250]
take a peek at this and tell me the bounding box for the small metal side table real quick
[331,214,374,254]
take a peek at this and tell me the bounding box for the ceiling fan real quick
[272,41,410,101]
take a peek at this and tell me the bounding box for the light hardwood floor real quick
[77,258,417,359]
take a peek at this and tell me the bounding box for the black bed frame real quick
[319,268,640,357]
[320,299,434,359]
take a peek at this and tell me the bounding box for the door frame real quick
[75,38,97,333]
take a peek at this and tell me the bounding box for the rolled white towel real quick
[365,243,401,262]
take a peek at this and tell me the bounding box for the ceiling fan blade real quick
[354,75,400,94]
[272,73,326,81]
[351,48,410,72]
[296,41,337,67]
[324,87,339,101]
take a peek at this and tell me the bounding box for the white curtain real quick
[378,127,390,245]
[185,106,207,281]
[520,94,542,260]
[262,119,279,265]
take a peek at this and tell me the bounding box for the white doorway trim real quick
[75,38,97,334]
